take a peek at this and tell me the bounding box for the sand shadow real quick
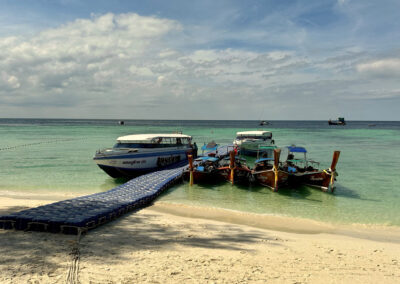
[0,229,77,279]
[75,208,283,265]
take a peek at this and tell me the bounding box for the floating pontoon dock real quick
[0,145,231,235]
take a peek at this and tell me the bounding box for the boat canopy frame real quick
[286,146,320,168]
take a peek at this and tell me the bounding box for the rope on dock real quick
[0,138,83,151]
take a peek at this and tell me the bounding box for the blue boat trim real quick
[94,150,188,160]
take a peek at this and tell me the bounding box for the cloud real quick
[356,58,400,76]
[0,13,181,110]
[346,89,400,100]
[0,8,400,120]
[1,72,20,89]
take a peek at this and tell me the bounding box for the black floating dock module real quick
[0,163,187,235]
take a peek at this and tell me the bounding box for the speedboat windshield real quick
[113,134,192,149]
[235,131,272,140]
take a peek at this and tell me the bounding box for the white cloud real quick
[0,11,399,120]
[157,75,166,86]
[129,65,154,77]
[158,49,178,58]
[0,13,181,108]
[1,72,20,89]
[357,58,400,75]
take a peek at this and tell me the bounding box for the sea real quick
[0,118,399,227]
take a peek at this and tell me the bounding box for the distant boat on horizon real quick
[259,120,270,126]
[328,117,346,126]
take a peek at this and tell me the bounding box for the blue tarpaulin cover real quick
[197,166,205,172]
[195,156,219,162]
[288,146,307,153]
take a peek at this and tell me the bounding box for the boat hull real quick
[218,167,252,185]
[253,169,289,191]
[94,149,191,178]
[185,170,223,184]
[96,164,177,179]
[288,170,335,192]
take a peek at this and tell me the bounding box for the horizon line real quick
[0,117,399,122]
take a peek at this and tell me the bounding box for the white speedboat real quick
[233,130,275,157]
[94,133,196,178]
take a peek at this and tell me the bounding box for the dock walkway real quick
[0,145,232,235]
[0,164,186,234]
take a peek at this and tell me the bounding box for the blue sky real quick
[0,0,399,120]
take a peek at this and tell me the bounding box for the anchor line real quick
[0,138,86,151]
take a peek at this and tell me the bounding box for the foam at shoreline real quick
[150,201,400,243]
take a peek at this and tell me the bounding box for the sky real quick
[0,0,400,120]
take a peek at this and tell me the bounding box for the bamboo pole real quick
[229,151,235,185]
[328,151,340,192]
[188,155,194,186]
[273,148,281,192]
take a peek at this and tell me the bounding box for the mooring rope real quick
[0,138,84,151]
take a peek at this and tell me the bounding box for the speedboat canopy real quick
[117,133,192,144]
[236,131,272,139]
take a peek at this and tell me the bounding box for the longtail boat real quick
[186,155,222,185]
[282,146,340,192]
[217,151,252,185]
[251,148,289,191]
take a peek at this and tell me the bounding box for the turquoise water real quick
[0,119,399,226]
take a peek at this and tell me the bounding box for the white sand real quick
[0,191,399,283]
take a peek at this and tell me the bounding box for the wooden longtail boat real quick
[251,148,289,192]
[187,155,222,185]
[217,151,252,185]
[282,146,340,193]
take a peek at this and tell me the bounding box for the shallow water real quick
[0,119,399,226]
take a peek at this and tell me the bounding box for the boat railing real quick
[96,148,139,155]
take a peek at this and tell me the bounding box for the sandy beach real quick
[1,191,399,284]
